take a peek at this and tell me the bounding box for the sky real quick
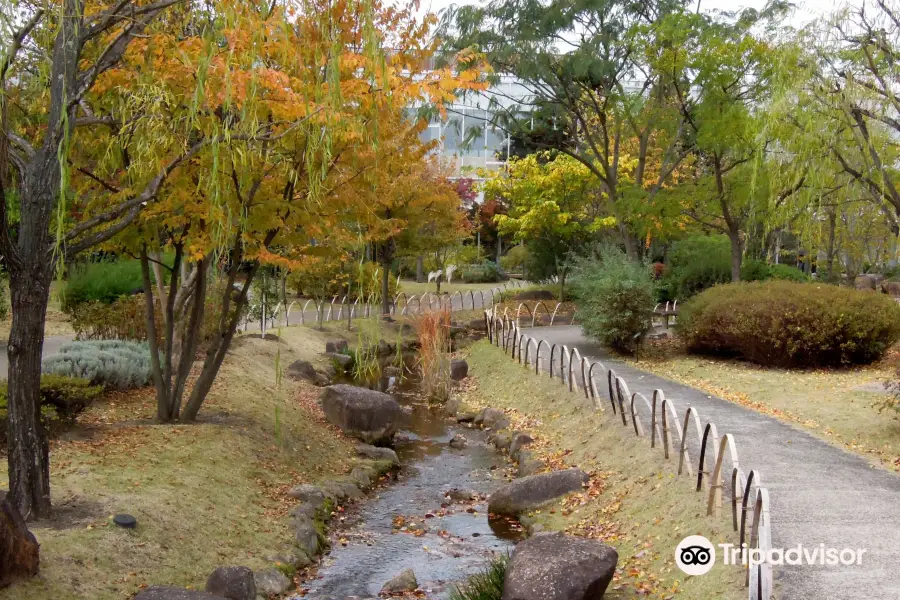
[417,0,847,28]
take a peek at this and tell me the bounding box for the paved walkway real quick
[520,325,900,600]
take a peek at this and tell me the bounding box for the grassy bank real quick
[630,350,900,471]
[461,340,745,600]
[1,327,359,600]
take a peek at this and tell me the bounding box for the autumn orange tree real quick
[2,0,483,518]
[344,111,470,314]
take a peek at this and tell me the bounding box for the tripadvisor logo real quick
[676,535,716,576]
[676,535,868,575]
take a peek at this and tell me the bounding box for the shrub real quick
[661,235,731,300]
[42,340,154,390]
[450,554,508,600]
[769,263,810,282]
[741,259,810,283]
[571,246,656,352]
[288,261,396,302]
[678,280,900,368]
[62,258,147,312]
[0,375,102,425]
[740,259,771,282]
[71,290,226,342]
[461,261,507,283]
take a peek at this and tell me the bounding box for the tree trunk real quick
[381,254,392,316]
[826,209,837,281]
[415,255,424,283]
[496,235,502,262]
[0,492,40,587]
[728,230,742,282]
[181,259,260,421]
[6,271,52,520]
[558,269,567,302]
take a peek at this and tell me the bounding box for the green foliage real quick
[0,375,102,424]
[62,258,168,312]
[740,259,770,282]
[571,246,656,352]
[769,264,810,282]
[741,259,810,283]
[460,261,507,283]
[500,245,529,273]
[661,235,731,300]
[42,340,154,390]
[678,281,900,368]
[449,554,508,600]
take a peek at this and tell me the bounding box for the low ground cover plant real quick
[0,375,102,443]
[42,340,153,390]
[678,280,900,367]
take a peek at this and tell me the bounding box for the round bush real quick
[678,281,900,367]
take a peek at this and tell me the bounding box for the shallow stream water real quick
[296,366,520,599]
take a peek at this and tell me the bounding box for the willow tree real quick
[0,0,198,520]
[656,3,805,281]
[82,0,483,420]
[442,0,692,258]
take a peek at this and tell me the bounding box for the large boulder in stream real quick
[488,469,589,515]
[321,384,402,444]
[502,532,618,600]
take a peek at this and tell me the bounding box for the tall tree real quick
[0,0,195,519]
[660,3,796,281]
[443,0,691,258]
[482,152,615,298]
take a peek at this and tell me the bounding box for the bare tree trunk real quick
[496,235,502,262]
[826,209,837,280]
[6,272,52,520]
[415,255,424,283]
[182,258,261,421]
[729,230,742,282]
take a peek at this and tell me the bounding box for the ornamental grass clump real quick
[678,280,900,368]
[42,340,154,390]
[415,308,452,402]
[449,554,508,600]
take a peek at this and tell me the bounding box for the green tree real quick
[443,0,691,259]
[481,152,615,299]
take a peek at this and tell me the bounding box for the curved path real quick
[522,325,900,600]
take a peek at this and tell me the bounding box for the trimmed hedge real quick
[678,281,900,367]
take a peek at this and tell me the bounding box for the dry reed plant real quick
[415,308,452,402]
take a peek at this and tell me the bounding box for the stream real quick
[297,366,521,599]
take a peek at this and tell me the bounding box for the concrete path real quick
[0,334,75,378]
[521,325,900,600]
